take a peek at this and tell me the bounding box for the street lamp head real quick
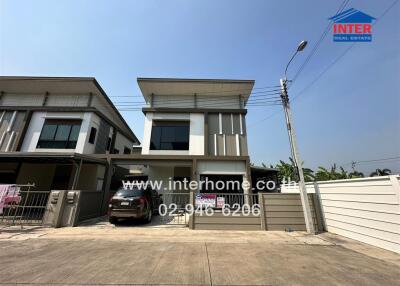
[284,40,308,79]
[297,40,308,52]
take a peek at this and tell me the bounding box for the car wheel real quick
[109,217,118,224]
[145,208,153,223]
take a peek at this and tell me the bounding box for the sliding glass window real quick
[37,119,82,149]
[150,121,189,150]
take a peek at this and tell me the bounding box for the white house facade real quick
[133,78,254,193]
[0,76,139,193]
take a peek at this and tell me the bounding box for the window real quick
[123,147,131,154]
[37,119,81,149]
[88,127,97,144]
[106,137,112,151]
[150,121,189,150]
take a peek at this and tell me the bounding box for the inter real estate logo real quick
[329,8,375,42]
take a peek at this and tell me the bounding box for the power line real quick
[113,100,281,107]
[109,89,283,100]
[111,92,283,106]
[108,85,281,99]
[116,103,282,110]
[290,0,350,85]
[342,156,400,166]
[247,0,350,130]
[113,96,281,106]
[293,0,399,102]
[292,43,356,101]
[116,101,282,111]
[246,108,283,129]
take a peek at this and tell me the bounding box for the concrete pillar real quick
[71,159,83,190]
[258,192,267,230]
[313,182,326,232]
[243,158,252,205]
[101,159,113,214]
[188,190,195,230]
[43,190,67,228]
[43,190,82,227]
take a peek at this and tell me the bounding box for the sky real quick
[0,0,399,175]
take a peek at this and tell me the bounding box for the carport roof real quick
[0,152,107,164]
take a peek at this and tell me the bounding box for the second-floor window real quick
[150,121,189,150]
[37,119,81,149]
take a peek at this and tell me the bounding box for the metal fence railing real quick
[0,184,50,227]
[158,192,191,226]
[156,192,260,226]
[195,193,259,209]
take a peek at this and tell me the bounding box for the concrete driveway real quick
[0,223,399,286]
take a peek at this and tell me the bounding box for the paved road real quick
[0,225,399,285]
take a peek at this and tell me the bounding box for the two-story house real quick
[0,76,140,193]
[135,77,254,193]
[0,76,255,218]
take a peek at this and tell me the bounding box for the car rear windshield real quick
[115,188,145,197]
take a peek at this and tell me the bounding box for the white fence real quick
[281,176,400,254]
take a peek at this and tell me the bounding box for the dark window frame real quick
[106,137,112,151]
[88,127,97,144]
[150,120,190,151]
[37,119,82,149]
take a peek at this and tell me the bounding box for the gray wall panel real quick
[208,113,219,134]
[239,135,248,156]
[226,135,236,156]
[232,114,241,134]
[221,113,231,134]
[94,119,110,154]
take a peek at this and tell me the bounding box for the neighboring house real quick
[133,77,254,193]
[0,76,140,192]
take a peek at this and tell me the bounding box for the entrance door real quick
[172,166,191,193]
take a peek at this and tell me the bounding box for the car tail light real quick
[139,197,146,204]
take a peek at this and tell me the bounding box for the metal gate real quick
[158,192,190,226]
[0,184,50,227]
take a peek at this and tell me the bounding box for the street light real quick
[284,40,308,80]
[280,40,315,234]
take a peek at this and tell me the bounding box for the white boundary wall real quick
[282,176,400,253]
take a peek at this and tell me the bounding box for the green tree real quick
[275,158,314,183]
[314,164,349,181]
[348,162,364,178]
[369,168,391,177]
[314,166,331,181]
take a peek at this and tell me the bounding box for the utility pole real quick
[280,78,315,234]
